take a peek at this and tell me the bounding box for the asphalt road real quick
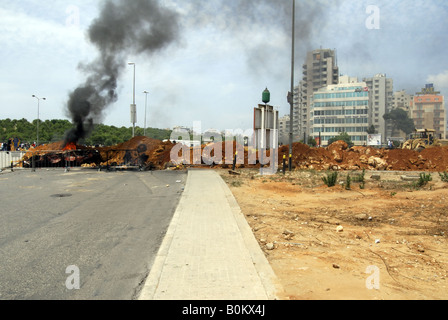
[0,168,186,300]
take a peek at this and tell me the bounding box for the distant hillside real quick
[0,118,172,146]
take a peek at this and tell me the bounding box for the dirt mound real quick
[19,137,448,172]
[98,136,174,169]
[277,141,448,172]
[19,137,174,170]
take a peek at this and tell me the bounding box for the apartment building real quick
[278,114,290,145]
[362,74,394,143]
[295,49,339,142]
[310,76,369,146]
[412,84,446,139]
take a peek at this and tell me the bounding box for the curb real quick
[217,175,285,300]
[138,171,190,300]
[138,169,284,300]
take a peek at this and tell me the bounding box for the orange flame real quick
[63,142,77,151]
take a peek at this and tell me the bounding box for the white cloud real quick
[1,0,448,133]
[427,70,448,94]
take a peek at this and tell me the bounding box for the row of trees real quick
[0,119,172,146]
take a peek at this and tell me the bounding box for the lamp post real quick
[128,62,136,137]
[288,0,296,171]
[143,90,149,136]
[32,95,46,146]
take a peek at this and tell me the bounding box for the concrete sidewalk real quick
[139,169,283,300]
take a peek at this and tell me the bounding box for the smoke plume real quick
[65,0,180,144]
[181,0,338,74]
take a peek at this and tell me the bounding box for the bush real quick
[328,132,353,148]
[322,172,338,187]
[350,169,366,189]
[345,174,351,190]
[439,172,448,183]
[415,173,432,188]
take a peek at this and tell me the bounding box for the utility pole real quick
[288,0,296,171]
[128,62,136,137]
[32,95,46,146]
[143,90,149,136]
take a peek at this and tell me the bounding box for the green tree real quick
[366,124,377,134]
[307,136,317,147]
[328,132,353,147]
[0,118,172,146]
[383,109,415,135]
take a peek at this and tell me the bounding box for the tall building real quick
[296,49,339,142]
[310,75,369,146]
[278,115,290,145]
[412,84,446,139]
[362,74,394,143]
[390,90,414,140]
[393,90,414,116]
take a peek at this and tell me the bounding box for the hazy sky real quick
[1,0,447,133]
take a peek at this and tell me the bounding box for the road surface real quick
[0,169,186,300]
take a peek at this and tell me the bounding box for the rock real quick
[336,225,344,232]
[368,157,388,170]
[266,243,275,250]
[401,175,420,181]
[328,140,348,163]
[332,264,340,269]
[359,155,369,164]
[283,229,294,240]
[355,213,368,220]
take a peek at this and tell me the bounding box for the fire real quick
[63,142,77,151]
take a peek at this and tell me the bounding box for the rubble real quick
[19,136,174,170]
[18,137,448,172]
[277,141,448,172]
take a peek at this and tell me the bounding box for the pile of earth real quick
[276,141,448,172]
[170,140,260,169]
[20,137,175,170]
[19,138,448,172]
[20,141,97,168]
[98,136,174,169]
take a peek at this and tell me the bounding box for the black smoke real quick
[65,0,180,144]
[181,0,340,75]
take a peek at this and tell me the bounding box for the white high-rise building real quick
[295,49,339,142]
[278,114,290,145]
[362,74,394,143]
[310,76,369,146]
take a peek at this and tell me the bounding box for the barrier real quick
[0,151,26,170]
[10,148,150,171]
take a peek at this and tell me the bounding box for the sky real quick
[1,0,448,134]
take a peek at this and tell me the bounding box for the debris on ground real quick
[223,169,448,300]
[18,138,448,172]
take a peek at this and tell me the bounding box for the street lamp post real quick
[143,90,149,137]
[128,62,136,137]
[32,95,46,146]
[288,0,296,171]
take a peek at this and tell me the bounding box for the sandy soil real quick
[221,169,448,300]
